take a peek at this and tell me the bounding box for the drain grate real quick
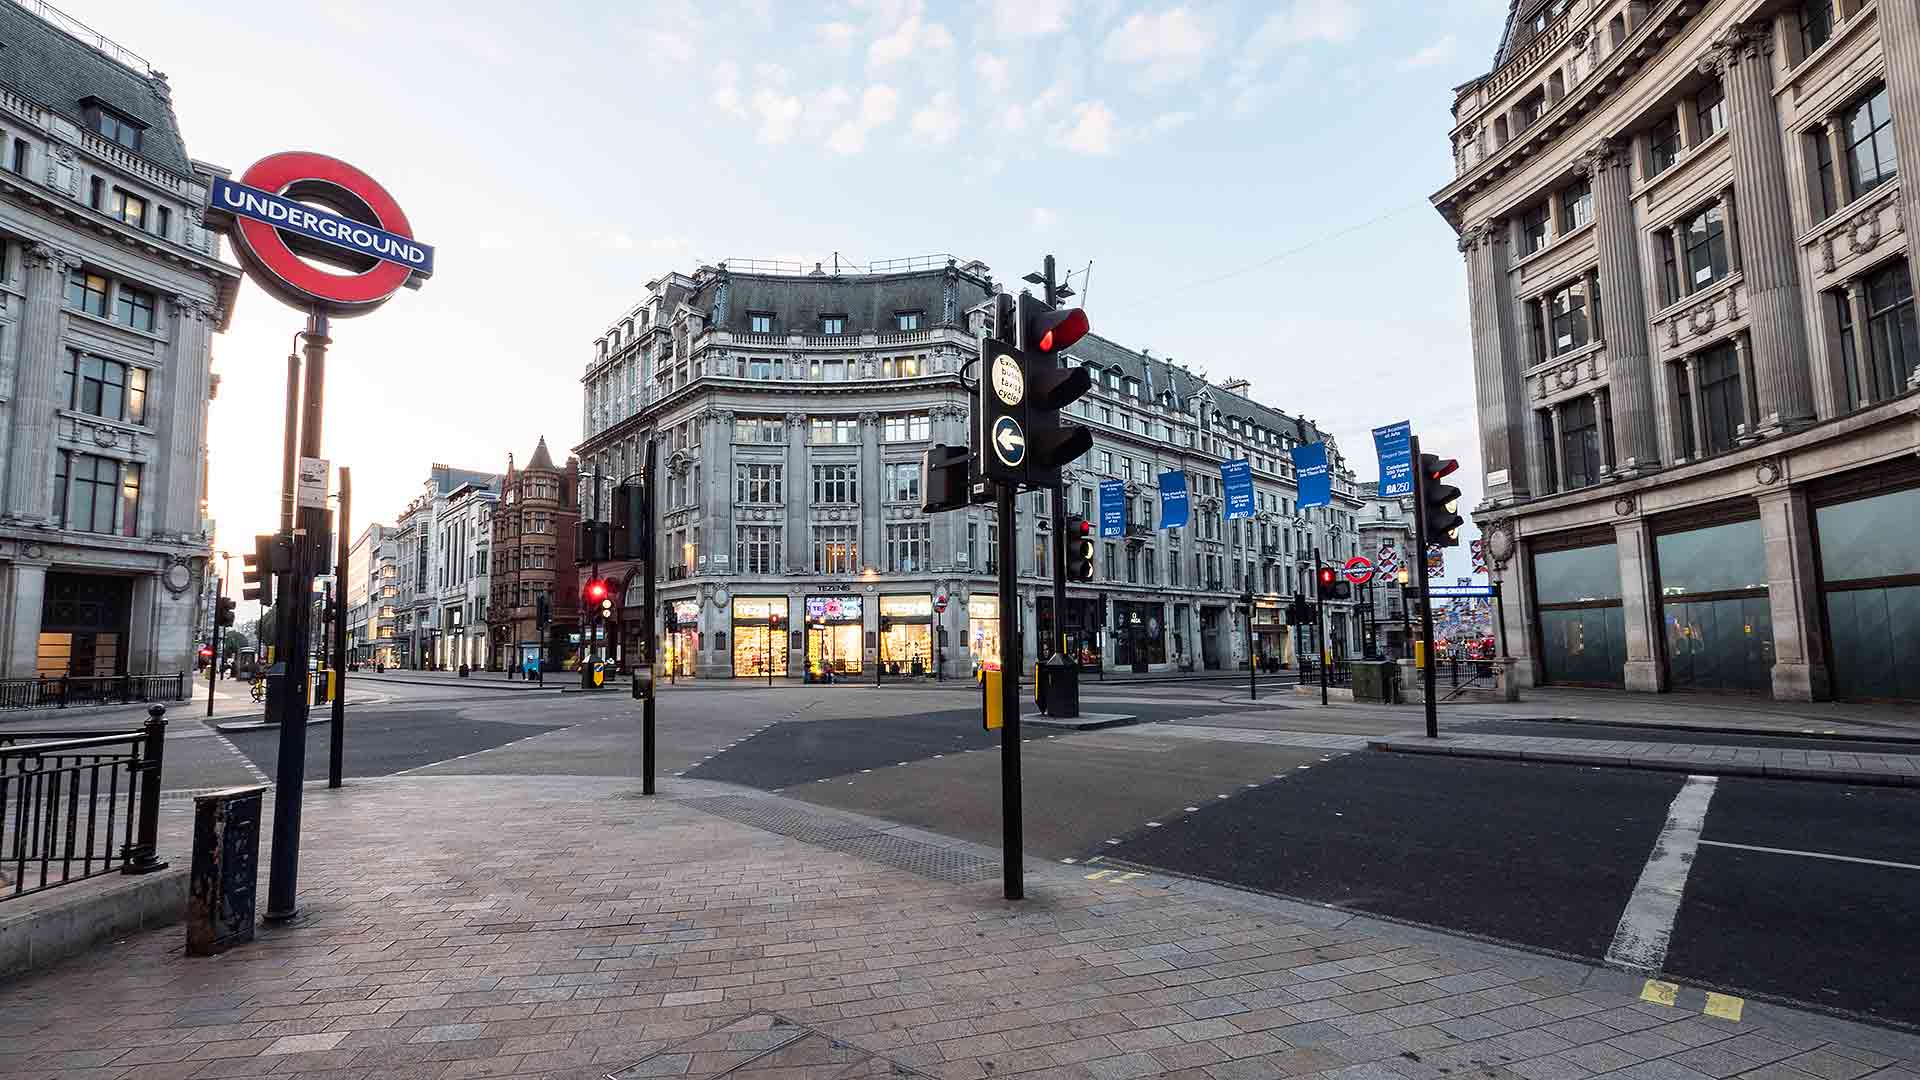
[675,796,999,885]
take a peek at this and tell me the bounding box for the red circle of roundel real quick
[1343,556,1374,584]
[231,152,415,310]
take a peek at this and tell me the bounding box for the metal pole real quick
[267,310,329,924]
[268,348,302,723]
[996,480,1023,901]
[206,572,221,718]
[1411,434,1439,739]
[1248,599,1256,702]
[1316,547,1328,706]
[329,467,350,789]
[642,438,657,795]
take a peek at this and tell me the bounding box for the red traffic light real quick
[199,646,213,657]
[1030,307,1089,354]
[1426,457,1460,481]
[1318,567,1336,585]
[769,613,783,629]
[1075,518,1092,538]
[586,580,608,602]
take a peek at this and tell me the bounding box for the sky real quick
[63,0,1514,591]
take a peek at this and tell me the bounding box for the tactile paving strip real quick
[671,795,999,885]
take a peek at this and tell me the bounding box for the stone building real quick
[433,481,494,669]
[1435,0,1920,701]
[0,2,239,683]
[485,438,580,673]
[388,464,496,669]
[343,522,394,665]
[573,256,1370,681]
[1356,483,1419,660]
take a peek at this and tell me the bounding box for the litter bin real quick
[187,785,266,956]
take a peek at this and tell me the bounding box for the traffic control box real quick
[983,670,1004,731]
[187,785,265,956]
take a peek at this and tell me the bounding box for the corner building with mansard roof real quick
[1435,0,1920,700]
[576,256,1393,681]
[0,2,239,687]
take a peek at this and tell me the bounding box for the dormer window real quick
[81,100,143,151]
[894,311,923,330]
[820,315,845,335]
[749,312,773,333]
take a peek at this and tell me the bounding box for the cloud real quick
[869,12,954,67]
[991,0,1070,36]
[645,29,696,65]
[751,88,804,145]
[1246,0,1362,59]
[1401,34,1457,70]
[975,53,1010,94]
[1060,101,1116,154]
[711,60,745,117]
[818,21,857,51]
[910,91,959,145]
[1030,207,1058,229]
[1149,111,1193,134]
[828,84,901,153]
[1103,7,1214,64]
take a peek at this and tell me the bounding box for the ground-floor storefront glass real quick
[1251,602,1290,669]
[1036,596,1103,668]
[665,599,700,676]
[879,595,933,675]
[968,595,999,671]
[1112,600,1166,668]
[1200,607,1223,669]
[36,572,131,678]
[732,597,789,677]
[1532,539,1626,687]
[1816,482,1920,700]
[1654,515,1773,692]
[803,595,863,677]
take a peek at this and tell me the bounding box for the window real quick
[810,417,858,444]
[61,353,147,424]
[156,205,170,240]
[1843,86,1897,198]
[1560,178,1592,232]
[734,525,783,574]
[1834,291,1862,410]
[885,523,928,573]
[1126,547,1139,584]
[735,463,782,504]
[812,464,857,504]
[1682,205,1730,292]
[57,451,139,536]
[9,138,26,175]
[114,284,155,331]
[1694,80,1726,141]
[1798,0,1833,59]
[884,462,920,503]
[1864,261,1920,402]
[1520,204,1549,255]
[89,177,102,209]
[110,188,145,229]
[986,522,998,573]
[1559,397,1603,490]
[749,312,773,334]
[812,525,858,574]
[1698,343,1743,455]
[1548,279,1589,355]
[1103,541,1117,581]
[1649,115,1681,176]
[1814,125,1839,220]
[65,269,108,317]
[883,413,931,442]
[880,355,922,378]
[819,315,845,335]
[1538,411,1561,493]
[85,103,142,150]
[894,311,923,330]
[734,416,784,443]
[1515,89,1546,132]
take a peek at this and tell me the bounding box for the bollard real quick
[187,786,266,956]
[123,704,169,874]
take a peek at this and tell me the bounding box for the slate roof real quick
[692,264,994,335]
[527,437,556,471]
[1491,0,1553,69]
[1064,331,1330,450]
[430,466,498,496]
[0,1,194,176]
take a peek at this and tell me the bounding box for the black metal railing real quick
[1296,659,1354,688]
[0,673,185,711]
[1,705,168,901]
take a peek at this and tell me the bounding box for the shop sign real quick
[670,599,700,625]
[805,595,864,622]
[879,595,933,618]
[732,597,788,620]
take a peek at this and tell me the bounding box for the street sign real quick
[991,416,1026,468]
[991,353,1025,406]
[1342,556,1374,585]
[976,339,1025,484]
[1421,584,1497,598]
[296,457,329,509]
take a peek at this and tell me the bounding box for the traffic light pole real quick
[329,467,350,789]
[1410,434,1439,739]
[1039,255,1079,719]
[996,480,1023,900]
[1315,547,1328,707]
[1246,598,1257,703]
[641,438,657,796]
[207,574,223,718]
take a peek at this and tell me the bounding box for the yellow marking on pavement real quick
[1704,993,1744,1021]
[1640,979,1679,1007]
[1084,869,1115,880]
[1115,872,1145,882]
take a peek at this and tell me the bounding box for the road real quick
[22,673,1912,1030]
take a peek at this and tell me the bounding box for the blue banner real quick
[1372,420,1412,497]
[1291,442,1331,508]
[1158,471,1189,530]
[1098,478,1125,538]
[1221,459,1254,521]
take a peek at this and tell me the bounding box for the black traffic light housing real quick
[1332,580,1352,601]
[242,532,287,607]
[663,603,679,633]
[920,443,970,514]
[535,592,552,627]
[1064,514,1095,582]
[1420,454,1465,547]
[1316,566,1338,599]
[612,482,653,560]
[1017,293,1094,488]
[215,597,237,627]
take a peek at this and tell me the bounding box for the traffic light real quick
[584,579,614,623]
[536,592,551,627]
[215,597,236,627]
[1064,515,1095,582]
[1018,293,1093,488]
[768,611,784,638]
[1332,580,1352,601]
[879,615,894,635]
[663,602,679,633]
[242,533,277,607]
[1316,566,1337,599]
[920,443,970,514]
[612,482,653,560]
[1420,453,1465,547]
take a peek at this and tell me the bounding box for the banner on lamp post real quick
[1372,420,1412,497]
[1158,471,1189,530]
[1221,459,1254,520]
[1098,478,1125,538]
[1290,442,1331,508]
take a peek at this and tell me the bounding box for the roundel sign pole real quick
[205,152,434,927]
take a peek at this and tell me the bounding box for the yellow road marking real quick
[1116,872,1145,882]
[1084,870,1115,880]
[1640,979,1679,1007]
[1704,993,1744,1021]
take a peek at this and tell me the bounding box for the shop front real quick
[968,595,1000,674]
[665,598,700,677]
[1653,512,1773,693]
[1530,533,1626,687]
[1251,601,1290,671]
[805,594,863,678]
[1814,474,1920,701]
[1112,600,1166,672]
[879,595,934,675]
[36,572,131,678]
[1036,595,1103,669]
[731,596,789,678]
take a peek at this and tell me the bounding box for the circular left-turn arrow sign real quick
[992,415,1026,468]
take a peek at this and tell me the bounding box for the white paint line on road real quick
[1605,774,1718,973]
[1699,839,1920,872]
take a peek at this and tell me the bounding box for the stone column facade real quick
[151,297,213,537]
[783,412,807,573]
[1613,518,1665,692]
[1757,485,1830,700]
[1702,24,1814,434]
[1879,0,1920,287]
[2,560,47,677]
[6,245,76,523]
[1462,221,1532,502]
[710,411,734,576]
[859,412,882,573]
[1575,139,1660,474]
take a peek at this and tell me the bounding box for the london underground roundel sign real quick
[1343,556,1374,585]
[208,151,433,317]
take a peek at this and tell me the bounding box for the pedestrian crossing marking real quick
[1640,980,1679,1007]
[1084,870,1146,884]
[1704,993,1744,1021]
[1085,869,1115,880]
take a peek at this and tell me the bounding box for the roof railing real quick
[11,0,153,73]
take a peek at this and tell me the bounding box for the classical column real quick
[1733,332,1760,440]
[1878,0,1920,284]
[707,411,732,576]
[1589,390,1615,474]
[1575,139,1659,474]
[1845,280,1875,405]
[1702,25,1815,434]
[859,411,882,573]
[1757,485,1830,700]
[1463,220,1533,503]
[1685,355,1708,454]
[1615,518,1665,692]
[1668,223,1689,302]
[2,561,47,678]
[1548,404,1568,492]
[6,245,76,523]
[153,296,213,537]
[1525,410,1550,499]
[784,412,808,573]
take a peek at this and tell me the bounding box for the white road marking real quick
[1605,774,1718,973]
[1699,839,1920,873]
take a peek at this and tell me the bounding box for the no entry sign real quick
[209,152,433,317]
[1343,556,1374,585]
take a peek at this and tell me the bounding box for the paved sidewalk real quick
[1,773,1915,1080]
[1369,731,1920,786]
